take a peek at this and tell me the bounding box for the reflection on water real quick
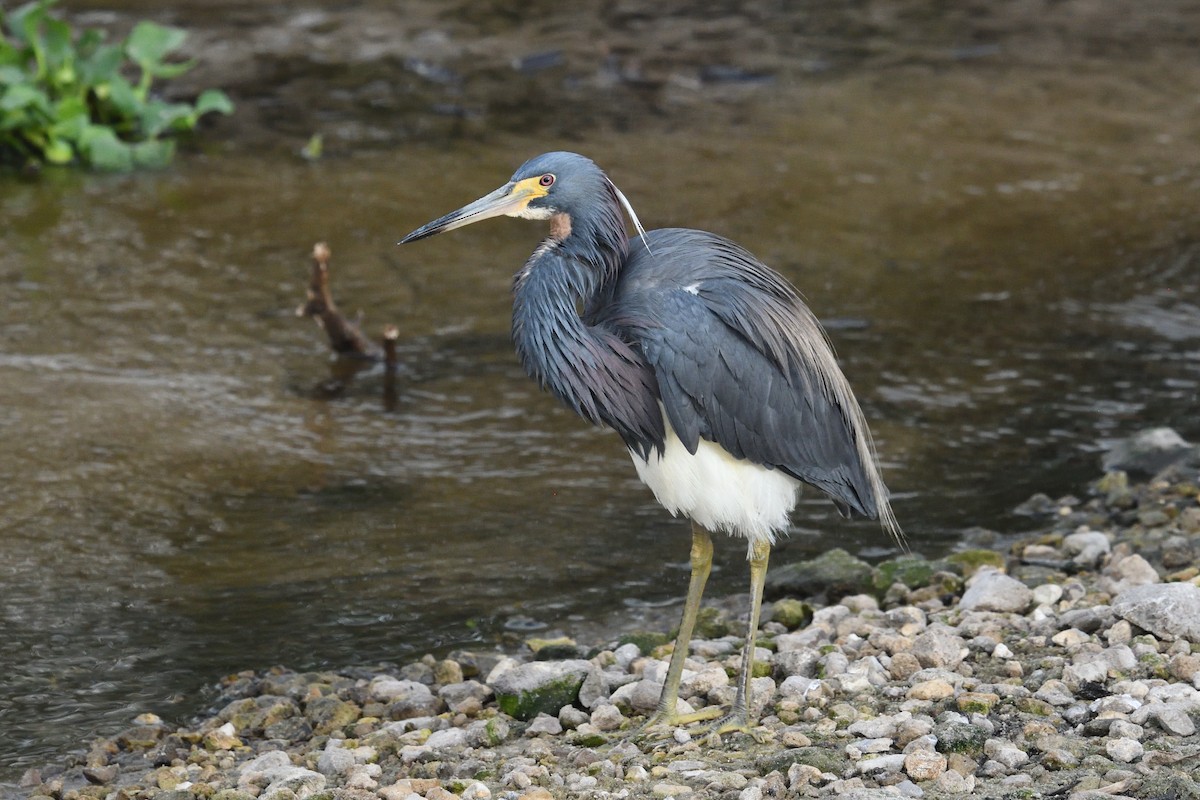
[3,5,1200,783]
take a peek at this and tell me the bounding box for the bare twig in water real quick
[382,324,400,411]
[296,242,380,358]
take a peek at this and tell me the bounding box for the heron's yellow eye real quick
[539,174,555,187]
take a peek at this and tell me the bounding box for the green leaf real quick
[131,137,173,168]
[0,82,50,113]
[103,74,139,118]
[138,98,193,137]
[144,59,193,80]
[79,125,131,170]
[8,0,50,47]
[124,21,187,69]
[39,14,71,73]
[194,88,233,116]
[0,65,28,85]
[77,43,121,85]
[42,134,71,163]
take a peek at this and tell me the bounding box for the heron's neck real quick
[511,239,663,457]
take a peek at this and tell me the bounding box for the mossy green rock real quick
[945,549,1005,576]
[872,555,942,594]
[935,722,988,754]
[491,660,594,721]
[305,695,361,735]
[770,597,812,629]
[618,630,672,653]
[757,746,845,775]
[693,606,732,639]
[764,548,874,600]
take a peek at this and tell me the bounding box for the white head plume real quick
[607,178,653,255]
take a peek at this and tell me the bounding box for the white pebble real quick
[1106,737,1144,763]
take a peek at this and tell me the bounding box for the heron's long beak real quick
[398,178,544,244]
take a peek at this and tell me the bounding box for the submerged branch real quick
[296,242,381,358]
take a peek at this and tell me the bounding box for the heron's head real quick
[400,152,637,244]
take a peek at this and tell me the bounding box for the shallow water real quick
[3,2,1200,783]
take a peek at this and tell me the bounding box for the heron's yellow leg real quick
[711,539,771,736]
[639,523,723,730]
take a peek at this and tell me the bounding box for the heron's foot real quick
[702,709,771,744]
[630,705,724,742]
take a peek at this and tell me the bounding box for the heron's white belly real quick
[629,412,799,554]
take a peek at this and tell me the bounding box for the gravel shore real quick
[14,430,1200,800]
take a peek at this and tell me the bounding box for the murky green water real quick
[3,2,1200,783]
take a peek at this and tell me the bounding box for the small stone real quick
[525,714,563,736]
[1170,654,1200,682]
[908,679,955,701]
[1106,737,1144,763]
[910,625,967,669]
[956,692,1000,714]
[857,754,906,777]
[959,569,1033,614]
[904,750,946,781]
[889,652,921,681]
[1063,659,1108,688]
[590,703,625,731]
[259,766,326,800]
[1034,680,1074,707]
[652,782,693,796]
[438,680,492,713]
[426,728,468,749]
[82,765,118,785]
[1051,629,1090,648]
[934,770,975,793]
[1032,583,1064,606]
[316,745,355,775]
[460,782,491,800]
[984,739,1029,769]
[1101,554,1160,595]
[558,705,589,729]
[1062,531,1111,568]
[203,722,243,751]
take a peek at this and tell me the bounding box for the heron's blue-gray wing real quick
[611,228,889,521]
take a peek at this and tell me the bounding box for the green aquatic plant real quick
[0,0,232,170]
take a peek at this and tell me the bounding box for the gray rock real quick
[959,569,1033,613]
[1099,554,1160,595]
[856,754,906,777]
[590,703,625,731]
[1034,680,1075,707]
[1062,531,1111,568]
[239,750,292,778]
[260,766,326,800]
[764,548,875,601]
[490,659,597,721]
[1102,428,1193,476]
[610,678,664,715]
[910,624,967,669]
[1106,737,1144,763]
[464,716,510,747]
[438,680,492,712]
[425,727,468,749]
[316,744,355,775]
[983,739,1029,769]
[369,677,432,704]
[1131,703,1197,736]
[524,714,563,736]
[1113,583,1200,643]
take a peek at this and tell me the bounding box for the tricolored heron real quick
[400,151,902,736]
